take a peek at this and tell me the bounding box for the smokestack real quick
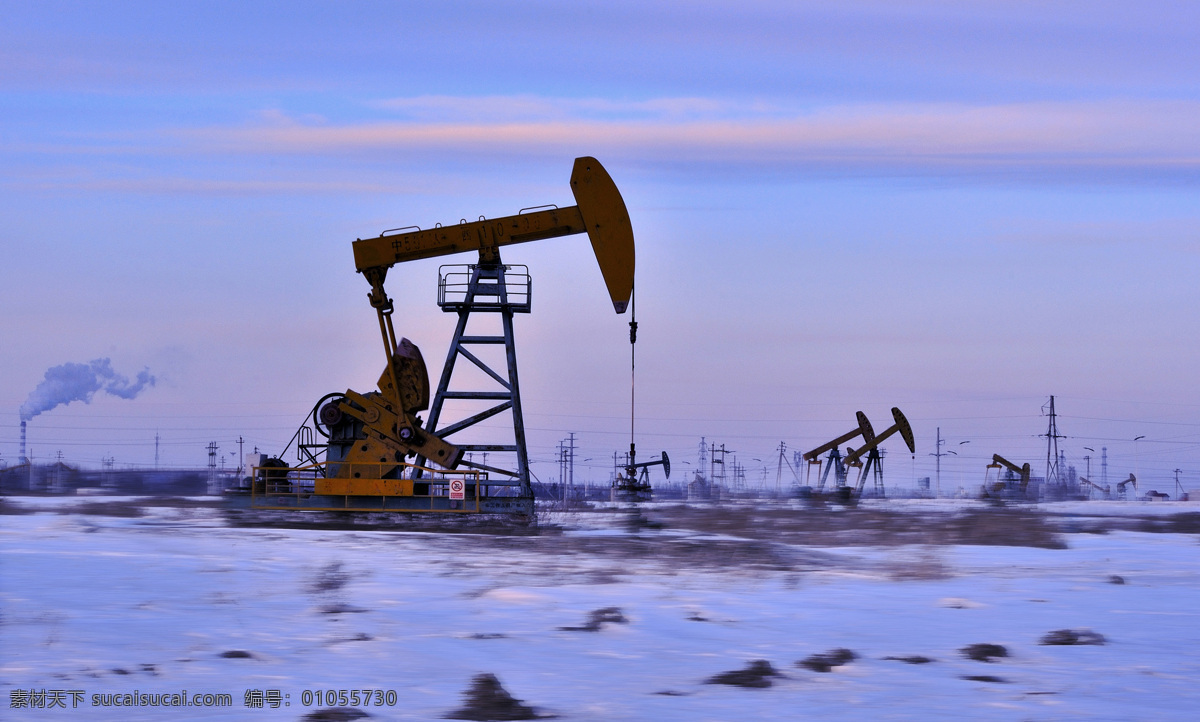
[20,420,27,464]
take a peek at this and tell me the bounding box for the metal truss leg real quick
[418,256,531,497]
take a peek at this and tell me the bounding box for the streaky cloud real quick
[168,98,1200,181]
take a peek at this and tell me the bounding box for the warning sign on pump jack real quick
[449,479,465,500]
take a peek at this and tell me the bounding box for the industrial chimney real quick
[20,420,27,463]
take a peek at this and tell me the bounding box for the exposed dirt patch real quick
[308,561,351,595]
[453,534,804,573]
[961,643,1008,662]
[636,505,1066,549]
[1039,629,1106,646]
[559,607,627,632]
[1043,511,1200,535]
[319,603,368,615]
[705,660,781,688]
[445,673,547,720]
[0,498,36,515]
[883,655,935,664]
[961,675,1008,683]
[798,648,857,672]
[62,501,144,518]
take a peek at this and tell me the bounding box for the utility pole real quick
[237,436,245,477]
[710,441,716,485]
[1102,446,1108,487]
[1175,469,1183,498]
[931,427,945,498]
[557,439,566,501]
[776,441,787,493]
[710,443,732,489]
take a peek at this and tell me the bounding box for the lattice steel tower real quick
[417,255,533,498]
[1042,396,1064,488]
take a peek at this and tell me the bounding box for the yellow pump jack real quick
[983,453,1032,500]
[252,158,635,516]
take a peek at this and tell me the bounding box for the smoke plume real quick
[19,358,156,422]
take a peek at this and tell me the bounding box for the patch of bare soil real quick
[445,674,548,720]
[704,660,782,688]
[638,505,1066,549]
[63,501,144,518]
[1039,629,1106,646]
[883,655,934,664]
[961,643,1008,662]
[0,498,35,515]
[1043,511,1200,535]
[961,675,1008,683]
[558,607,627,632]
[453,534,805,573]
[797,648,857,672]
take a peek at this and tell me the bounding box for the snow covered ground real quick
[3,498,1199,720]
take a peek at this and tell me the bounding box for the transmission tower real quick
[567,432,576,493]
[1042,396,1064,487]
[206,441,219,495]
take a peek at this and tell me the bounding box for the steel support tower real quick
[1043,395,1064,489]
[861,447,886,497]
[418,253,532,500]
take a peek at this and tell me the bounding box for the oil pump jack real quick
[984,454,1031,499]
[1079,476,1111,499]
[801,411,876,492]
[800,408,914,498]
[842,407,916,497]
[252,158,637,518]
[1116,473,1137,500]
[609,249,669,500]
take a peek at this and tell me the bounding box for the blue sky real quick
[3,1,1199,492]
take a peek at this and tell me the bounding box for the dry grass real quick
[636,505,1066,549]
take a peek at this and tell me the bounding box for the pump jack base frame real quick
[611,471,653,502]
[228,460,534,518]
